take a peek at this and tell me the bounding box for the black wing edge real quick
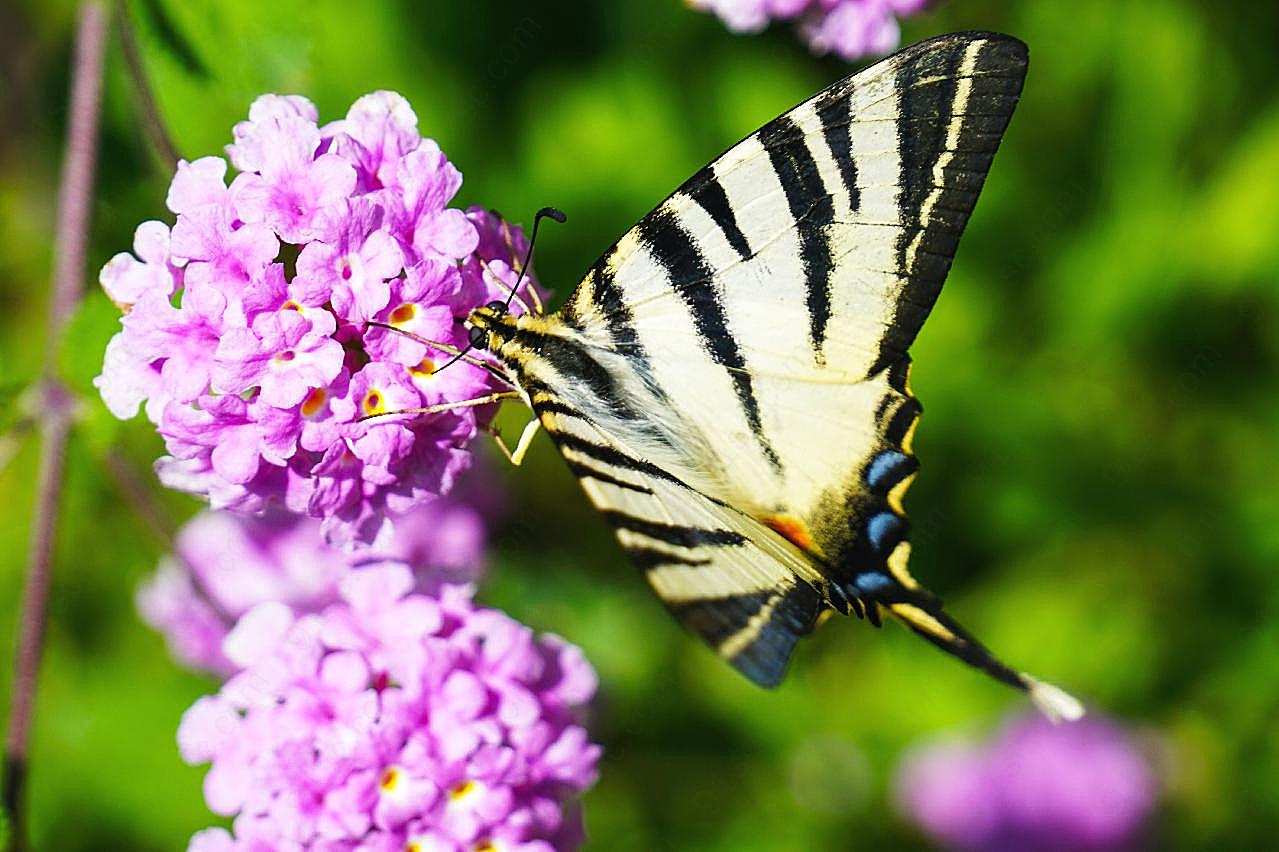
[664,581,826,688]
[874,31,1029,370]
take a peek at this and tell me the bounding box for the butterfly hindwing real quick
[537,404,828,686]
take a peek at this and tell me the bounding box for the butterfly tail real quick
[881,595,1084,722]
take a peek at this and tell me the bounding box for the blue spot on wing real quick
[854,572,894,596]
[867,512,907,553]
[866,450,913,492]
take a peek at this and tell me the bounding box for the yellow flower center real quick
[282,300,303,312]
[389,303,416,325]
[379,766,401,792]
[362,389,385,416]
[408,357,436,377]
[449,780,477,801]
[300,387,327,417]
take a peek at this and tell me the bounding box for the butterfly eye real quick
[468,325,489,350]
[485,300,507,315]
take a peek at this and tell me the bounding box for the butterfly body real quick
[468,32,1082,719]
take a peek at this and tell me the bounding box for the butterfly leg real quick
[489,416,542,466]
[358,391,521,422]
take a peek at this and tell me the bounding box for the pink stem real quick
[2,3,108,847]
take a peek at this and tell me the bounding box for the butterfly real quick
[457,31,1080,720]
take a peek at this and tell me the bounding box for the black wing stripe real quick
[590,259,647,358]
[588,257,627,319]
[895,40,964,269]
[681,166,753,261]
[600,509,748,548]
[815,86,860,213]
[671,581,824,688]
[757,116,838,362]
[625,545,711,572]
[869,36,1026,377]
[498,324,642,421]
[564,459,654,494]
[528,397,576,417]
[553,432,684,486]
[634,207,781,470]
[669,594,771,652]
[553,431,736,510]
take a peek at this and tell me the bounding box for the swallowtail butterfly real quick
[464,31,1081,719]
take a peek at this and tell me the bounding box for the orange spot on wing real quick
[762,514,816,552]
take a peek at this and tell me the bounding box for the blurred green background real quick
[3,0,1279,848]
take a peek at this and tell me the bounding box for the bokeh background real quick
[3,0,1279,848]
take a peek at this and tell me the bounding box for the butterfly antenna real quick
[435,206,567,376]
[502,206,566,312]
[362,321,514,385]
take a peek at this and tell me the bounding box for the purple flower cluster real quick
[690,0,931,61]
[95,92,539,546]
[895,715,1157,851]
[179,564,600,851]
[138,472,498,676]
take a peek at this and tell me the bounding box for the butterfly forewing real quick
[561,32,1027,564]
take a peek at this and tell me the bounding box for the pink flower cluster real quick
[895,714,1157,851]
[690,0,931,61]
[179,564,600,851]
[138,471,498,676]
[95,92,538,546]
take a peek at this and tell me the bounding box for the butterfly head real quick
[465,207,566,353]
[465,300,512,351]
